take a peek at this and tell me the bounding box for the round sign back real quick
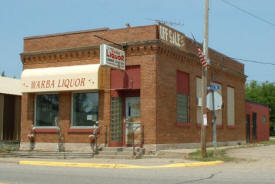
[206,91,222,111]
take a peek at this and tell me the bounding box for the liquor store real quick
[20,24,246,152]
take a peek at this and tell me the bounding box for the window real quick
[35,94,59,126]
[177,94,189,123]
[177,71,189,124]
[227,87,235,126]
[72,92,98,127]
[262,115,267,124]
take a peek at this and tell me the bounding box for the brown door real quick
[3,95,15,140]
[252,112,257,141]
[246,114,251,143]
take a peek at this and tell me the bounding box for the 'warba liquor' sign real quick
[100,44,126,70]
[158,23,185,50]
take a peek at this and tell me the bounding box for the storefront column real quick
[0,94,4,140]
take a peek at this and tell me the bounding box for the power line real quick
[230,57,275,66]
[220,0,275,28]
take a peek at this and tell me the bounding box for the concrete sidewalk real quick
[0,157,192,165]
[0,156,223,168]
[0,145,246,168]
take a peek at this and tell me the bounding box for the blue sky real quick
[0,0,274,82]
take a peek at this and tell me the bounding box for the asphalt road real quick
[0,145,274,184]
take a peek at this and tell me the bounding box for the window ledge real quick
[176,123,191,127]
[33,128,59,133]
[227,125,236,129]
[216,125,223,129]
[196,123,209,128]
[68,128,94,133]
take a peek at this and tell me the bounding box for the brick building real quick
[245,100,270,143]
[20,24,246,152]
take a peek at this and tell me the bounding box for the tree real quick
[246,81,275,135]
[1,71,5,77]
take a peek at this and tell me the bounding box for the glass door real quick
[125,97,141,146]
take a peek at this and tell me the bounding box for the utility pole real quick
[201,0,209,158]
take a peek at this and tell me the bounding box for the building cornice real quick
[20,40,160,65]
[21,39,246,79]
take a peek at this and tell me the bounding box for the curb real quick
[18,160,224,169]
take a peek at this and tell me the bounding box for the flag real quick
[197,47,209,68]
[191,33,209,68]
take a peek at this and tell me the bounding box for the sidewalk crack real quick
[175,171,222,184]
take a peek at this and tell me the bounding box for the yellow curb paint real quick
[19,160,223,169]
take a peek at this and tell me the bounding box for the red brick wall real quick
[246,101,270,142]
[20,24,246,148]
[24,25,158,52]
[20,53,158,145]
[155,50,246,144]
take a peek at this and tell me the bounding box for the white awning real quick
[0,77,22,96]
[21,64,102,93]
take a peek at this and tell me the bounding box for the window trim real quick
[70,91,99,128]
[34,93,59,128]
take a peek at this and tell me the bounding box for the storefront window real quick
[72,92,98,127]
[35,94,59,126]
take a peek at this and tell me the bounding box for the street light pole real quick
[201,0,209,158]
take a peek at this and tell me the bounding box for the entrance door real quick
[252,112,257,141]
[246,114,250,143]
[125,97,141,146]
[3,95,15,140]
[110,97,123,146]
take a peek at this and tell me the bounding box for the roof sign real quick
[158,23,185,50]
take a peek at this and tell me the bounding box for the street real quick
[0,145,275,184]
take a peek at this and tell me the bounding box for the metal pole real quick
[211,75,217,156]
[105,125,108,147]
[201,0,209,158]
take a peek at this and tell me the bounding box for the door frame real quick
[109,89,140,147]
[124,96,141,146]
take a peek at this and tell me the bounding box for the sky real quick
[0,0,274,82]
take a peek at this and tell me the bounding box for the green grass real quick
[187,149,234,162]
[0,145,19,152]
[255,139,275,146]
[187,139,275,162]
